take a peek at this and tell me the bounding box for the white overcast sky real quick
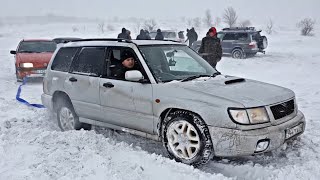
[1,0,319,24]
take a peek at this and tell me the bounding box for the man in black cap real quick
[155,29,164,40]
[112,50,136,79]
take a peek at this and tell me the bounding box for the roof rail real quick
[222,27,256,31]
[67,38,133,43]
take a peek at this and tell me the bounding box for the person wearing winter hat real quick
[198,27,222,68]
[112,50,136,79]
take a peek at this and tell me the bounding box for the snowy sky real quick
[1,0,319,25]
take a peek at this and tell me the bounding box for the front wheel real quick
[56,98,91,131]
[162,110,213,167]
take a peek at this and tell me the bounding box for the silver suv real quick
[191,27,268,59]
[42,39,305,166]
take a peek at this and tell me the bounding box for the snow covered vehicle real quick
[42,39,305,166]
[10,39,57,81]
[191,27,268,59]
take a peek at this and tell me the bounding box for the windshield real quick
[139,45,217,82]
[18,41,57,53]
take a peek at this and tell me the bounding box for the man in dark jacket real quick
[186,27,198,47]
[155,29,164,40]
[117,28,131,40]
[136,29,148,40]
[198,27,222,68]
[112,50,135,80]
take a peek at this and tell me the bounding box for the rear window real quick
[18,41,57,53]
[222,33,248,41]
[51,47,79,72]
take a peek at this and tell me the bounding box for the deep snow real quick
[0,22,319,180]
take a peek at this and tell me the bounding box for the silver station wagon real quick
[42,39,305,166]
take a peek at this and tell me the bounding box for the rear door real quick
[64,47,106,121]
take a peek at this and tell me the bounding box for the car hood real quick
[168,75,294,107]
[16,53,53,63]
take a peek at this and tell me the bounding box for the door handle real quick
[103,82,114,88]
[69,77,77,82]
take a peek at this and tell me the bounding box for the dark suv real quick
[191,27,268,59]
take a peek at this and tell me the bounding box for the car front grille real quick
[270,99,295,120]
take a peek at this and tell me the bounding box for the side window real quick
[51,47,79,72]
[223,33,236,40]
[106,47,147,81]
[236,33,249,41]
[70,47,106,76]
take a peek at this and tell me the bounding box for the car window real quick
[70,47,106,77]
[236,33,249,41]
[106,47,147,81]
[217,33,225,40]
[18,41,57,53]
[223,33,236,40]
[139,45,216,82]
[51,47,79,72]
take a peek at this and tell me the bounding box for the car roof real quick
[22,39,53,42]
[63,39,184,47]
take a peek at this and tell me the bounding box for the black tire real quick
[15,67,23,82]
[162,110,214,167]
[232,49,245,59]
[56,97,91,131]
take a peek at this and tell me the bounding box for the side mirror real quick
[125,70,144,82]
[10,50,16,55]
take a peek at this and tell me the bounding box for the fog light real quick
[255,139,270,152]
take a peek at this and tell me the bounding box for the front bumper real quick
[209,110,305,157]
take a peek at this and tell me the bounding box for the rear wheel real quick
[162,110,214,167]
[56,97,91,131]
[232,49,245,59]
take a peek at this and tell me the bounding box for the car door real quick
[64,47,106,121]
[99,46,154,134]
[221,32,236,54]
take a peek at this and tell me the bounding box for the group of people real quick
[116,26,222,70]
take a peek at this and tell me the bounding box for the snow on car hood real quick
[168,75,295,107]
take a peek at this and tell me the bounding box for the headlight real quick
[229,109,250,124]
[247,107,269,124]
[20,63,33,68]
[229,107,269,125]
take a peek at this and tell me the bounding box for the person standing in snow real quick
[186,27,198,46]
[117,28,131,40]
[136,29,148,40]
[155,29,164,40]
[198,27,222,68]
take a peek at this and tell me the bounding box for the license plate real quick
[285,123,303,139]
[34,70,46,74]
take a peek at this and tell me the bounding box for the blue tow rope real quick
[16,77,45,108]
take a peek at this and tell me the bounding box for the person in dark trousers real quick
[155,29,164,40]
[112,50,136,80]
[198,27,222,68]
[186,27,198,46]
[136,29,148,40]
[117,28,131,40]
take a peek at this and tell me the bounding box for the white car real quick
[42,39,305,166]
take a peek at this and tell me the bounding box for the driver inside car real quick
[112,50,136,80]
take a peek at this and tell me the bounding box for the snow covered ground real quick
[0,22,319,180]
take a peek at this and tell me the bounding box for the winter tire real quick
[162,110,214,167]
[232,49,245,59]
[259,36,268,49]
[56,97,91,131]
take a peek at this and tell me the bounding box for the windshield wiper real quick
[180,72,221,82]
